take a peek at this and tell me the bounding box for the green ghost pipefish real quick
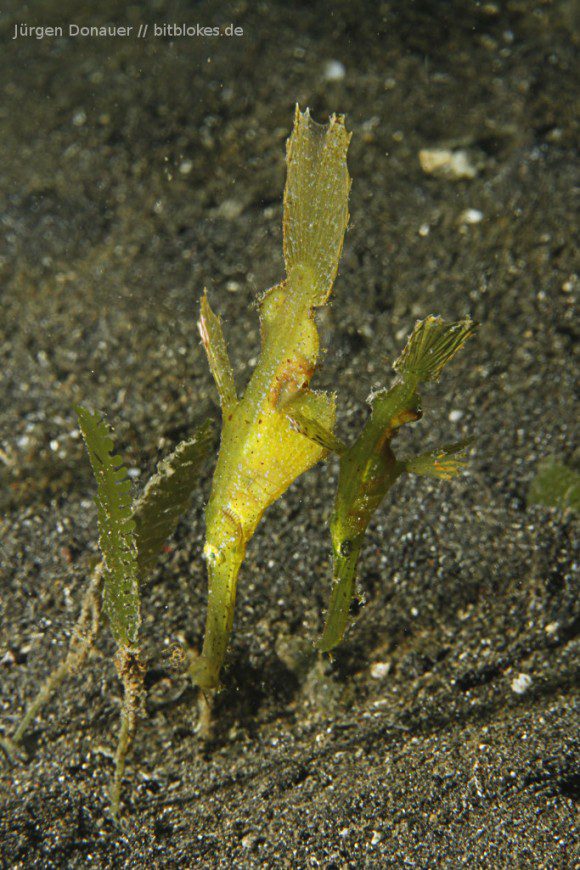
[304,316,477,652]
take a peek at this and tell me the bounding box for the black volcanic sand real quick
[0,1,578,866]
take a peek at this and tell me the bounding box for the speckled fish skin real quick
[191,107,351,688]
[320,382,421,652]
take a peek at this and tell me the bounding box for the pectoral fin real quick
[282,389,345,455]
[404,438,474,480]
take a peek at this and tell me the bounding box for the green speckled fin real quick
[76,405,140,648]
[283,105,351,306]
[132,419,214,576]
[394,316,477,384]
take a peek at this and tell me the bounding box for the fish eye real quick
[340,539,353,557]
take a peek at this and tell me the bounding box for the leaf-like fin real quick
[405,438,474,480]
[76,405,140,647]
[394,316,477,384]
[198,290,237,411]
[284,389,346,455]
[283,105,351,306]
[132,419,214,576]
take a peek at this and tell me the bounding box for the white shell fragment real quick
[460,208,484,224]
[511,673,532,694]
[419,148,478,180]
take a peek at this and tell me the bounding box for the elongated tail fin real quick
[283,105,351,306]
[394,316,477,384]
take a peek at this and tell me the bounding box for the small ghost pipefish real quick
[306,315,478,653]
[191,106,351,688]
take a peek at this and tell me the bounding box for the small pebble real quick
[323,60,346,82]
[511,673,532,695]
[561,276,575,293]
[460,208,484,224]
[217,199,244,220]
[449,409,464,423]
[370,662,391,680]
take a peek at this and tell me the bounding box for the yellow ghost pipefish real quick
[191,106,351,688]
